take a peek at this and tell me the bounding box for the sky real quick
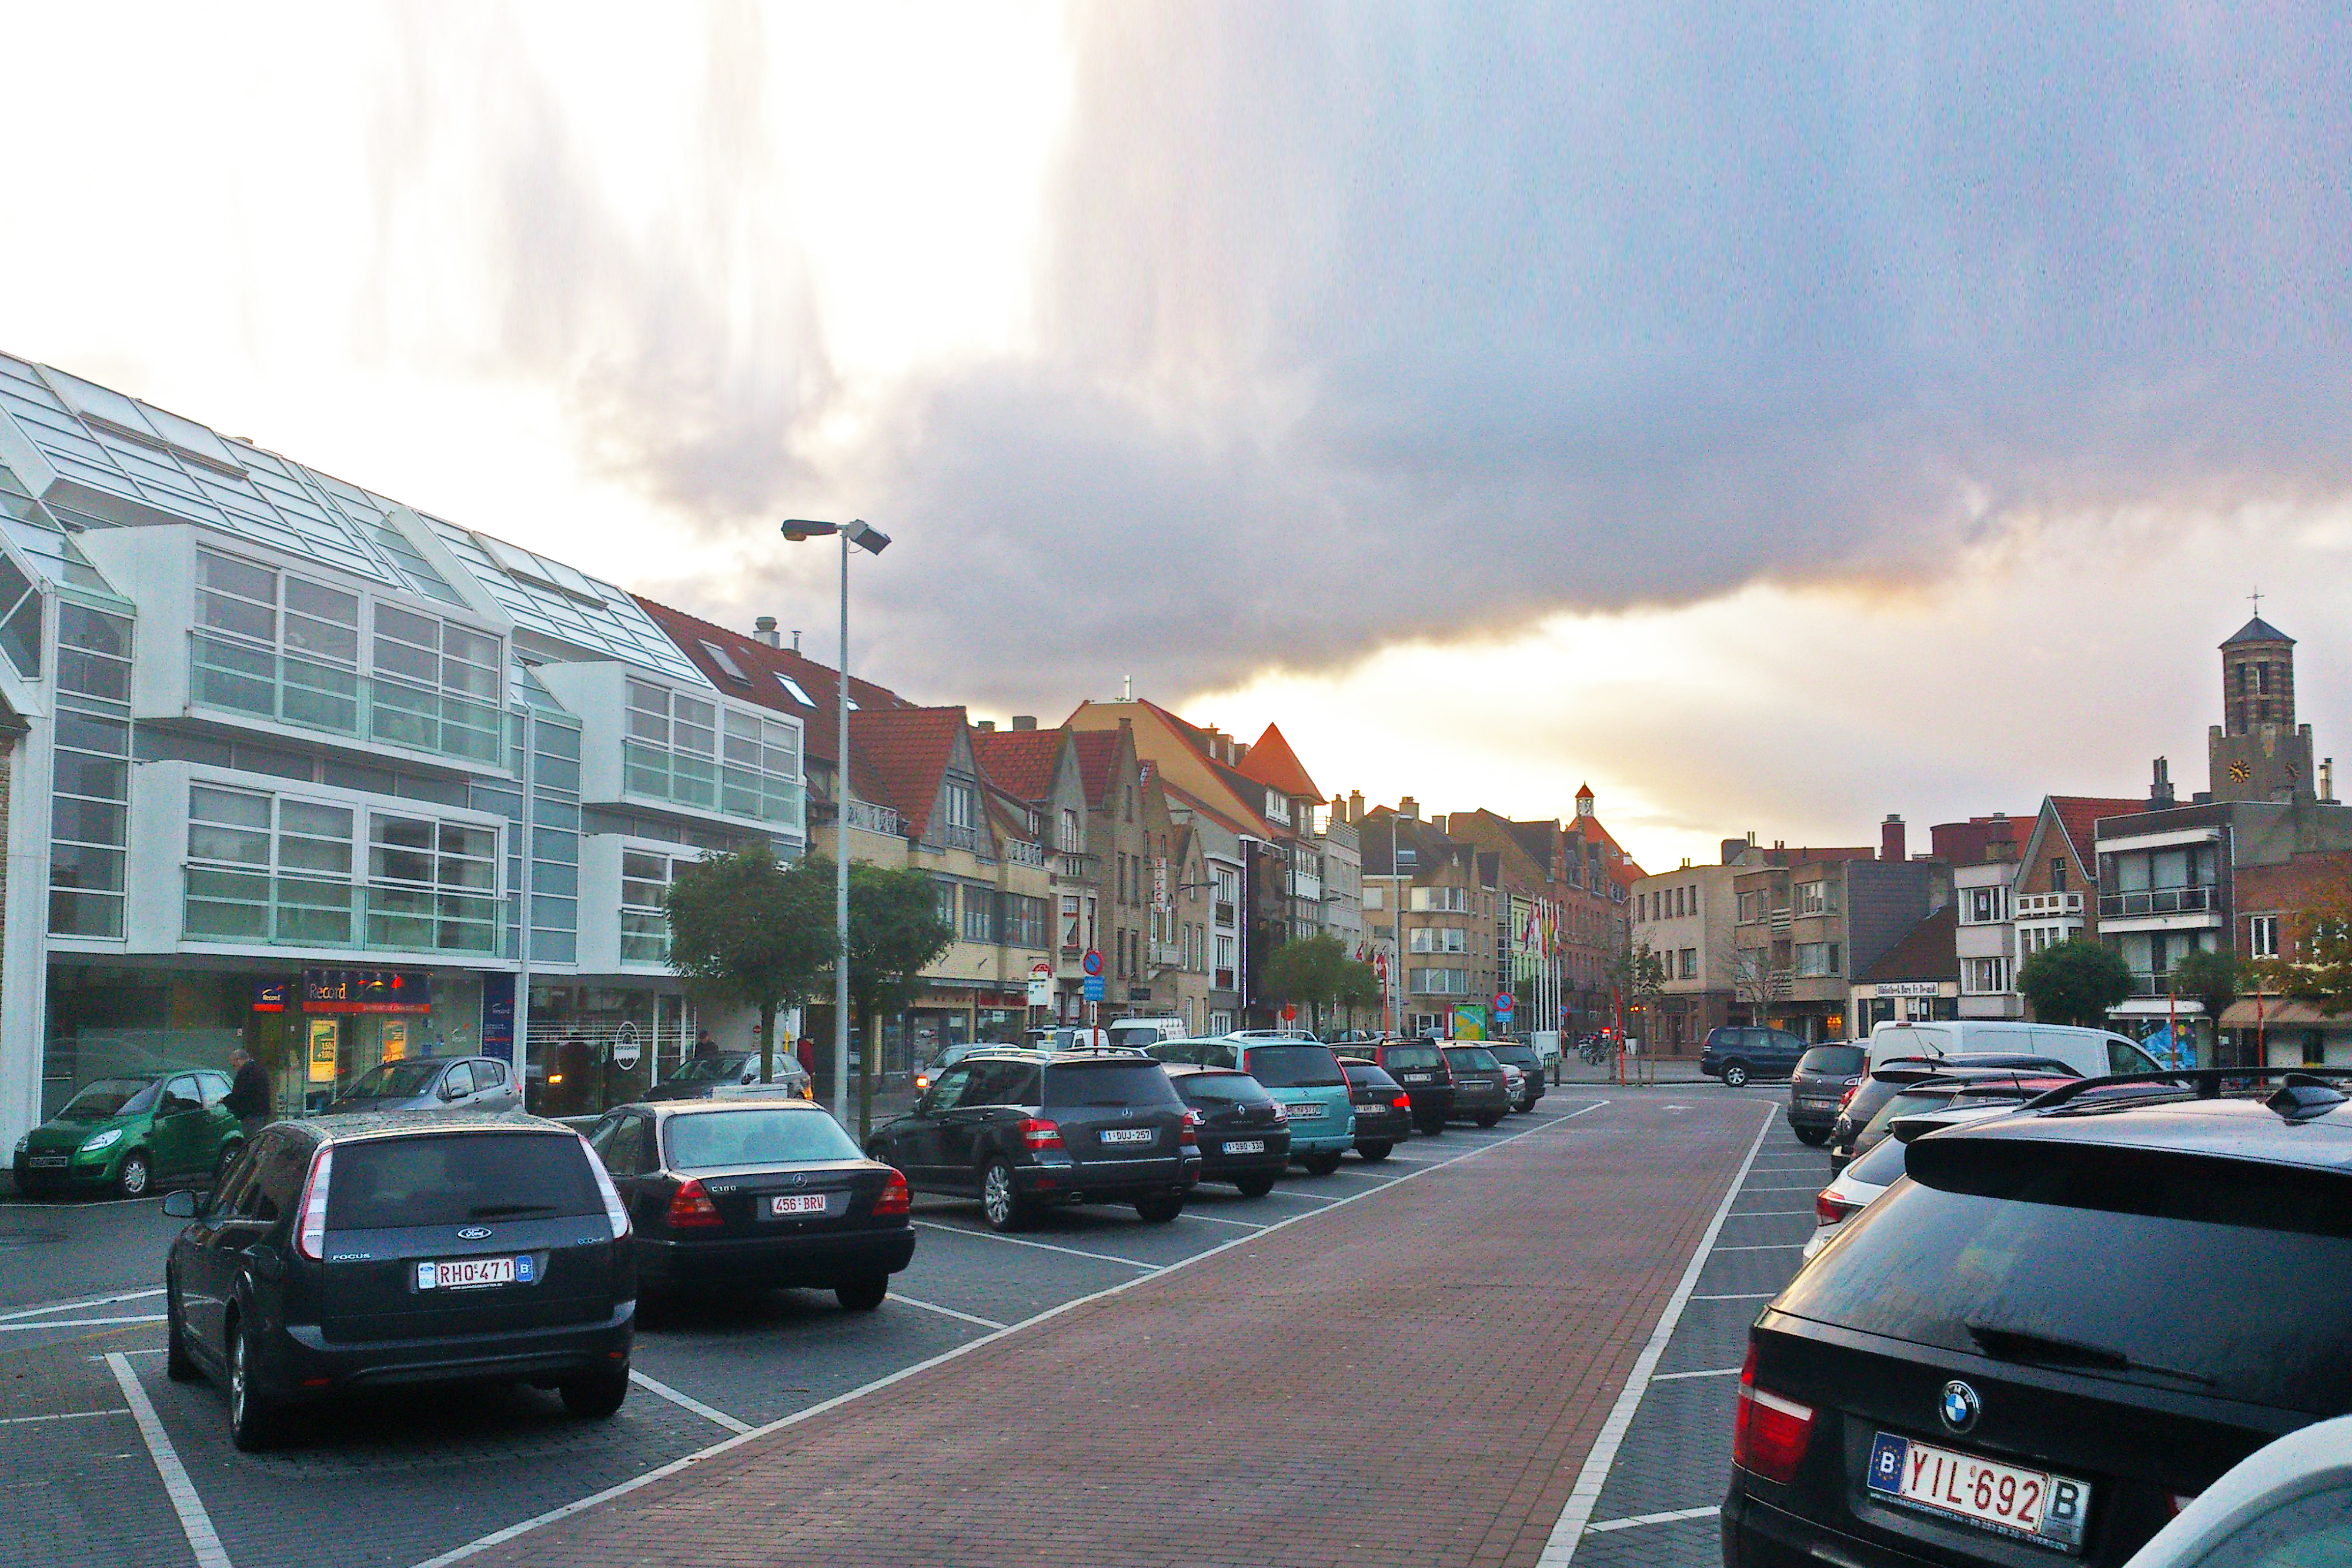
[4,2,2350,871]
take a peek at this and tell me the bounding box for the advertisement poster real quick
[307,1018,339,1084]
[480,974,516,1064]
[380,1019,409,1062]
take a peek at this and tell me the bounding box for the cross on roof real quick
[2250,586,2264,616]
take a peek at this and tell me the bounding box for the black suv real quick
[1724,1068,2352,1567]
[1488,1042,1546,1112]
[162,1111,634,1450]
[1338,1040,1455,1134]
[1702,1026,1813,1087]
[866,1049,1198,1232]
[1786,1044,1865,1145]
[1164,1066,1291,1195]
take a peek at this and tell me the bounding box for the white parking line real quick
[627,1371,751,1435]
[888,1293,1010,1330]
[1712,1243,1808,1252]
[0,1286,166,1323]
[0,1313,167,1333]
[1737,1184,1826,1192]
[909,1221,1162,1271]
[1585,1505,1720,1533]
[412,1098,1612,1568]
[1689,1292,1776,1302]
[106,1353,232,1568]
[0,1407,130,1426]
[1651,1366,1742,1382]
[1175,1211,1268,1231]
[1726,1209,1817,1217]
[1536,1103,1775,1567]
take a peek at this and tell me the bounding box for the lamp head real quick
[780,518,840,541]
[844,519,891,556]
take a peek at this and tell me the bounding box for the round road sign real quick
[1030,960,1054,983]
[1494,993,1515,1016]
[1280,1004,1297,1022]
[1081,949,1104,977]
[610,1022,642,1071]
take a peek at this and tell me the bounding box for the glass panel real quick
[198,549,275,604]
[0,590,39,676]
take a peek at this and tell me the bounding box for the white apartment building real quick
[1629,859,1740,1054]
[1953,858,2022,1018]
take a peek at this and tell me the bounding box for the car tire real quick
[1303,1152,1344,1176]
[1792,1126,1829,1146]
[834,1273,888,1312]
[979,1159,1028,1233]
[1234,1176,1277,1198]
[1475,1113,1503,1128]
[1720,1061,1751,1088]
[226,1315,283,1452]
[1415,1116,1445,1136]
[165,1279,199,1384]
[115,1152,151,1199]
[559,1363,630,1419]
[1134,1195,1184,1224]
[1357,1142,1393,1162]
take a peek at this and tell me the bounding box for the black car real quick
[1341,1061,1412,1160]
[1723,1068,2352,1567]
[587,1099,913,1309]
[161,1111,634,1451]
[865,1049,1198,1232]
[1164,1066,1291,1195]
[1440,1045,1511,1127]
[1785,1044,1865,1145]
[1337,1040,1455,1134]
[1701,1026,1813,1087]
[1488,1042,1546,1112]
[1827,1055,2074,1171]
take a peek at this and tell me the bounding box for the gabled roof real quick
[1859,904,1958,983]
[636,596,910,766]
[849,707,967,840]
[1160,779,1252,838]
[969,728,1065,804]
[2047,795,2144,868]
[1233,723,1321,802]
[1070,730,1124,806]
[2223,616,2294,647]
[1568,811,1646,881]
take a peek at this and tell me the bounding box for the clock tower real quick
[2209,610,2316,803]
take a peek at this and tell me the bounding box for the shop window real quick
[620,850,674,965]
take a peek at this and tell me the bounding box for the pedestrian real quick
[225,1046,271,1142]
[796,1035,817,1080]
[693,1027,719,1062]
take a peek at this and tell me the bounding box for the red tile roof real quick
[634,596,910,766]
[1234,723,1321,802]
[2050,796,2146,866]
[848,707,965,839]
[1071,730,1124,805]
[969,728,1064,803]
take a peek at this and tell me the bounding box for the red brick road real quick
[485,1095,1769,1568]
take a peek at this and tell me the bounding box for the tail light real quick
[1835,1084,1861,1113]
[873,1169,911,1216]
[666,1177,721,1229]
[1391,1094,1411,1110]
[1815,1190,1858,1226]
[1732,1345,1815,1485]
[1180,1108,1201,1146]
[1267,1102,1288,1122]
[582,1134,632,1238]
[294,1145,333,1261]
[1020,1117,1063,1152]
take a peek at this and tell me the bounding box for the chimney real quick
[791,629,802,653]
[2150,756,2175,809]
[975,719,995,732]
[1349,789,1365,822]
[1430,813,1447,834]
[1882,814,1906,862]
[1329,794,1348,825]
[1011,714,1038,731]
[1400,795,1419,820]
[2323,757,2337,803]
[1118,716,1133,734]
[753,616,780,648]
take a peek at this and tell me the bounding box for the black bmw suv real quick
[162,1111,635,1451]
[866,1049,1198,1231]
[1724,1068,2352,1566]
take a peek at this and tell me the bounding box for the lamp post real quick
[781,517,892,1127]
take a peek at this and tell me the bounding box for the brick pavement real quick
[475,1095,1772,1568]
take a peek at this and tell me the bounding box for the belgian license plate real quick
[1223,1139,1265,1155]
[1402,1073,1432,1083]
[25,1155,66,1169]
[1867,1433,2089,1550]
[1287,1103,1324,1119]
[417,1255,527,1290]
[769,1193,827,1217]
[1100,1128,1153,1145]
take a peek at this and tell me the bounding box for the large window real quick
[530,717,583,964]
[1795,879,1838,916]
[961,884,995,944]
[368,814,498,952]
[626,679,801,826]
[1963,956,2010,994]
[1004,894,1049,949]
[1410,885,1468,913]
[721,708,801,823]
[620,849,674,965]
[1794,941,1842,977]
[2249,915,2280,959]
[1409,967,1472,995]
[937,777,982,850]
[371,603,501,761]
[1963,885,2008,925]
[0,544,41,676]
[49,604,133,937]
[1408,927,1468,954]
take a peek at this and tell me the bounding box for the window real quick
[620,850,674,965]
[720,708,802,823]
[2250,914,2280,959]
[1410,885,1468,913]
[699,640,746,680]
[1965,885,2008,925]
[1965,956,2010,994]
[1795,880,1836,916]
[369,814,499,953]
[776,671,814,706]
[1736,890,1762,924]
[2050,858,2068,894]
[1409,927,1468,954]
[369,601,502,761]
[1680,948,1698,979]
[937,777,981,849]
[961,885,995,944]
[1409,967,1472,995]
[1364,885,1384,911]
[1058,807,1081,852]
[185,784,357,945]
[0,543,41,676]
[933,879,960,932]
[1794,941,1841,977]
[624,678,717,809]
[1005,894,1049,949]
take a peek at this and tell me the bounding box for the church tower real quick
[2210,610,2316,803]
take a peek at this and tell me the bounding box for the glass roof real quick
[429,519,708,685]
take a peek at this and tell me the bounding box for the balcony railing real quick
[2099,886,2216,920]
[623,738,804,826]
[1150,940,1181,968]
[1006,840,1048,868]
[1769,908,1793,934]
[183,867,499,954]
[190,631,503,767]
[1055,851,1096,884]
[2127,971,2209,1000]
[2015,891,2083,918]
[843,799,901,835]
[937,823,985,854]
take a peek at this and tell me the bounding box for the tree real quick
[664,850,833,1086]
[2167,948,2241,1050]
[1610,939,1668,1045]
[1258,933,1378,1035]
[1732,947,1775,1025]
[823,860,955,1142]
[2017,939,2132,1027]
[2256,879,2352,1016]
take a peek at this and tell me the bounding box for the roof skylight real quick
[776,672,814,706]
[700,640,747,680]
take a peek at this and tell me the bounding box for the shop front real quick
[522,981,701,1117]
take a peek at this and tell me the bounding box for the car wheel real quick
[226,1316,282,1452]
[1792,1126,1829,1146]
[1234,1176,1276,1198]
[559,1363,630,1419]
[1304,1152,1344,1176]
[115,1152,151,1199]
[1475,1113,1503,1129]
[1134,1195,1184,1224]
[833,1273,888,1312]
[979,1159,1027,1233]
[165,1277,199,1383]
[1357,1142,1393,1163]
[1721,1061,1751,1088]
[1415,1116,1445,1136]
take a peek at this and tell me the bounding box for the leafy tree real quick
[2256,880,2352,1016]
[1335,954,1385,1032]
[820,860,955,1142]
[2017,939,2132,1027]
[1259,933,1379,1035]
[664,850,834,1086]
[2167,949,2241,1046]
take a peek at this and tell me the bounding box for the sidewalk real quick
[1550,1054,1710,1086]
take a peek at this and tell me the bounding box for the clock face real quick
[2231,761,2251,782]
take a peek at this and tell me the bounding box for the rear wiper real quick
[467,1202,559,1219]
[1965,1322,2215,1387]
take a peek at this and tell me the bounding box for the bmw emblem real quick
[1940,1380,1981,1435]
[457,1225,492,1240]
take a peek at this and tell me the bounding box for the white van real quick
[1865,1019,2163,1080]
[1104,1017,1189,1052]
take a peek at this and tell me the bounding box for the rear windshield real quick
[664,1109,861,1171]
[1244,1045,1347,1088]
[1344,1063,1401,1092]
[1845,1078,1912,1124]
[1382,1044,1446,1071]
[1798,1046,1865,1076]
[1489,1045,1540,1069]
[1845,1135,1912,1187]
[1042,1062,1182,1109]
[1781,1156,2352,1412]
[1174,1073,1273,1108]
[1445,1047,1499,1072]
[1859,1087,1963,1142]
[338,1060,445,1099]
[326,1132,602,1230]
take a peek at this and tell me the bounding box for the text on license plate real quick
[417,1255,530,1290]
[25,1155,67,1168]
[1867,1433,2089,1549]
[1223,1139,1265,1155]
[769,1193,828,1216]
[1286,1103,1324,1118]
[1100,1128,1154,1144]
[1402,1073,1433,1082]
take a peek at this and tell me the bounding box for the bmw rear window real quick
[1043,1062,1183,1109]
[1244,1045,1347,1088]
[326,1132,603,1230]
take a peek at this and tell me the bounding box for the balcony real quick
[182,868,500,954]
[189,631,503,768]
[936,823,985,854]
[2126,971,2209,1002]
[2099,885,2215,920]
[2015,891,2083,918]
[1150,940,1181,968]
[843,799,901,836]
[1769,908,1792,934]
[1006,840,1048,868]
[1055,851,1097,884]
[1289,870,1322,901]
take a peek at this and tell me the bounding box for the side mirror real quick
[440,1083,466,1101]
[162,1190,200,1219]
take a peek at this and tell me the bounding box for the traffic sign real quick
[1280,1004,1297,1022]
[1081,949,1104,977]
[1030,961,1054,982]
[1494,993,1515,1017]
[1083,975,1105,1002]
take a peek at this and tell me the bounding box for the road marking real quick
[909,1221,1162,1271]
[0,1313,168,1333]
[1689,1292,1776,1302]
[627,1371,751,1435]
[1727,1209,1817,1217]
[105,1352,233,1568]
[1586,1505,1720,1533]
[1738,1184,1825,1192]
[1174,1210,1267,1230]
[0,1407,131,1426]
[1651,1366,1742,1382]
[1712,1243,1808,1252]
[1230,1187,1340,1205]
[0,1286,166,1323]
[413,1098,1611,1568]
[1536,1103,1775,1567]
[888,1293,1010,1330]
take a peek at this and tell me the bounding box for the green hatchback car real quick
[12,1071,244,1198]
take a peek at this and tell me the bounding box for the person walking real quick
[796,1035,817,1081]
[693,1027,720,1063]
[225,1046,272,1142]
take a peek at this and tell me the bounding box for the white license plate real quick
[25,1155,67,1169]
[1402,1073,1433,1083]
[1286,1103,1324,1119]
[1867,1433,2089,1549]
[416,1255,527,1290]
[769,1193,828,1216]
[1223,1139,1266,1155]
[1100,1128,1154,1145]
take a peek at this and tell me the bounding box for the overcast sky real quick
[5,2,2350,869]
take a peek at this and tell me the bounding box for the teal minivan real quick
[1234,1042,1356,1175]
[11,1071,244,1198]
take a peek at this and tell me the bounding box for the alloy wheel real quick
[229,1331,247,1427]
[983,1165,1013,1229]
[118,1154,149,1197]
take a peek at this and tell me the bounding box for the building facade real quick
[1630,854,1742,1055]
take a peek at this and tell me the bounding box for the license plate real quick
[416,1255,529,1290]
[1223,1139,1265,1155]
[25,1155,66,1169]
[1287,1103,1324,1119]
[769,1193,828,1216]
[1100,1128,1154,1145]
[1402,1073,1432,1083]
[1867,1433,2090,1550]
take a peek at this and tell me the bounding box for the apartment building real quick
[1849,905,1960,1029]
[1934,814,2024,1020]
[1358,803,1500,1037]
[1630,850,1743,1055]
[1730,818,1941,1042]
[963,718,1094,1022]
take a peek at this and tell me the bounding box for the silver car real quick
[323,1056,520,1114]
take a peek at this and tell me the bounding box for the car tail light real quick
[1020,1117,1063,1152]
[1815,1190,1858,1226]
[873,1169,911,1216]
[1180,1109,1200,1146]
[666,1177,721,1229]
[1836,1084,1861,1113]
[1732,1345,1815,1485]
[581,1134,632,1238]
[294,1145,333,1261]
[1267,1102,1288,1122]
[1391,1094,1411,1110]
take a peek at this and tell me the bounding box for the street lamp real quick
[781,517,892,1128]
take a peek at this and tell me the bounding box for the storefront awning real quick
[2217,998,2352,1029]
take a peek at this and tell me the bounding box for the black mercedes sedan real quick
[1164,1065,1291,1195]
[1341,1060,1413,1161]
[586,1099,913,1310]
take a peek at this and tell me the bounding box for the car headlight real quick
[78,1127,124,1154]
[12,1135,25,1155]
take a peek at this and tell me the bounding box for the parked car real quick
[1164,1066,1291,1196]
[1231,1042,1357,1174]
[586,1099,912,1309]
[864,1049,1197,1231]
[1147,1038,1242,1068]
[14,1071,243,1198]
[324,1055,520,1115]
[1700,1026,1813,1086]
[1722,1067,2352,1567]
[1440,1045,1511,1127]
[2120,1413,2352,1567]
[1488,1042,1546,1112]
[1828,1058,2077,1171]
[1340,1061,1412,1161]
[1335,1040,1455,1134]
[1801,1103,2022,1261]
[1785,1044,1866,1146]
[1104,1017,1190,1052]
[1224,1028,1326,1044]
[162,1110,635,1450]
[1865,1019,2166,1079]
[646,1051,812,1102]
